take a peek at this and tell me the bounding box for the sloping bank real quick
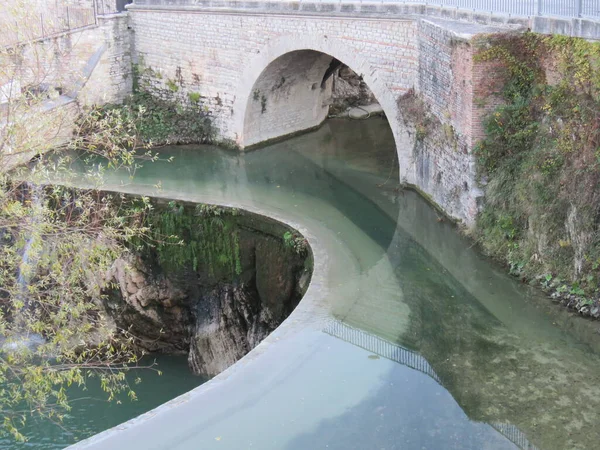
[470,33,600,318]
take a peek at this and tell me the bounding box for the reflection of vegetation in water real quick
[391,233,600,450]
[135,202,242,278]
[392,235,509,421]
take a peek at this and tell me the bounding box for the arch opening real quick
[242,50,335,149]
[233,44,416,186]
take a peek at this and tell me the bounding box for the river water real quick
[14,118,600,449]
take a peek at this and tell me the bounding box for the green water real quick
[1,356,206,449]
[17,118,600,449]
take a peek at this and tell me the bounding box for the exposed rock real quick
[104,255,193,354]
[330,65,377,115]
[188,284,271,376]
[103,202,312,377]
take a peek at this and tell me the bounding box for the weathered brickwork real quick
[412,125,483,224]
[415,18,488,223]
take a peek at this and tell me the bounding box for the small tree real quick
[0,0,160,442]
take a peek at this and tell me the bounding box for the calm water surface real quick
[2,356,206,449]
[19,118,600,449]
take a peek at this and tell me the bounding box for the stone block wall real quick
[127,9,419,147]
[411,18,491,224]
[125,6,511,226]
[78,14,133,105]
[1,14,132,169]
[1,14,131,105]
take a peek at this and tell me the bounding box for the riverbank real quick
[469,33,600,324]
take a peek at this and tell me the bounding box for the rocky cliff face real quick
[330,66,377,115]
[103,201,312,377]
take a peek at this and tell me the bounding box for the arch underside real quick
[242,50,334,148]
[232,36,416,185]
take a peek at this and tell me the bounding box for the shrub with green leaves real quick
[473,33,600,295]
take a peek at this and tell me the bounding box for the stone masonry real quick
[127,2,519,226]
[1,14,131,170]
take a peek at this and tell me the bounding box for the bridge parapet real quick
[130,0,600,40]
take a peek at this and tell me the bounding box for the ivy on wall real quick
[472,32,600,304]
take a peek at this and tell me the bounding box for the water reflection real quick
[53,118,600,450]
[323,319,539,450]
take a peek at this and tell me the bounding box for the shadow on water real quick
[242,120,600,450]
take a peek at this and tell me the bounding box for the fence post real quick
[40,13,44,38]
[575,0,582,17]
[66,6,70,30]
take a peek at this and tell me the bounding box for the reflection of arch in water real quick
[324,319,539,450]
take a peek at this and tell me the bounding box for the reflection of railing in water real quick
[491,423,540,450]
[324,319,539,450]
[324,319,442,384]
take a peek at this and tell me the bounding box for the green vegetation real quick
[397,88,434,142]
[473,33,600,299]
[0,181,156,442]
[131,202,243,279]
[87,62,214,147]
[397,88,459,153]
[283,231,308,256]
[1,18,176,440]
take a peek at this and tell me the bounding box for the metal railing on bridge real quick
[283,0,599,20]
[400,0,599,19]
[0,1,133,48]
[95,0,133,15]
[0,6,95,47]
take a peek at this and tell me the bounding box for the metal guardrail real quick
[95,0,133,15]
[131,0,599,20]
[0,6,96,47]
[403,0,600,19]
[0,1,133,48]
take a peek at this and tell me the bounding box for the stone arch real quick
[231,35,416,185]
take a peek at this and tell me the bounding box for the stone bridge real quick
[122,0,599,226]
[129,0,531,223]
